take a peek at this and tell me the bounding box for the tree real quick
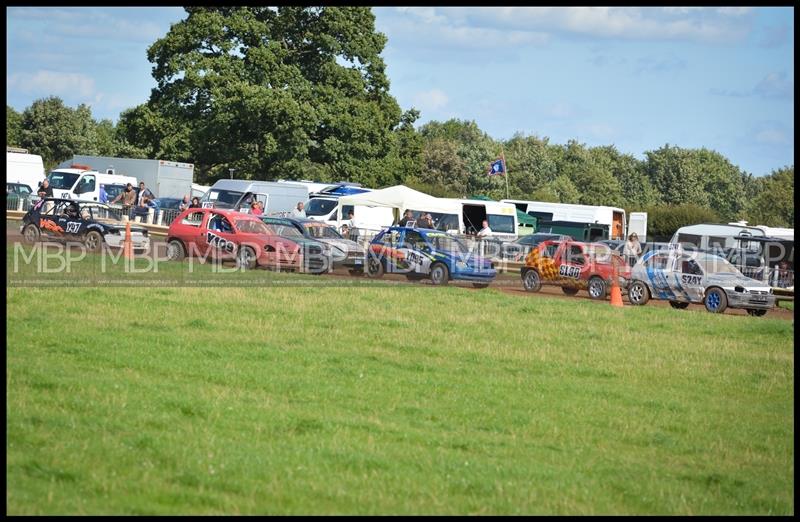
[643,144,709,207]
[503,133,557,197]
[743,166,794,227]
[142,6,407,184]
[7,105,23,147]
[692,148,746,221]
[19,97,83,169]
[646,203,720,240]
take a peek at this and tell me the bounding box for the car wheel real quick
[746,309,767,317]
[587,276,607,300]
[22,223,40,244]
[669,301,690,309]
[561,286,579,296]
[430,262,450,286]
[167,239,185,261]
[473,283,489,289]
[704,287,728,313]
[522,269,541,292]
[84,231,104,253]
[627,280,650,305]
[237,246,257,270]
[366,257,384,278]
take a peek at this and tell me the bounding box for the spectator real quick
[292,201,306,218]
[37,178,53,199]
[99,184,108,204]
[136,181,154,207]
[189,196,202,208]
[623,233,642,267]
[178,194,191,211]
[417,213,434,229]
[398,209,414,227]
[110,183,137,217]
[250,200,263,215]
[476,220,493,238]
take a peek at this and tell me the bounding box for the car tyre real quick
[627,280,650,305]
[22,223,40,244]
[587,276,607,300]
[669,301,689,310]
[746,309,767,317]
[84,230,104,253]
[522,269,542,292]
[704,287,728,314]
[366,257,384,278]
[167,239,185,261]
[237,246,257,270]
[430,262,450,286]
[561,286,579,296]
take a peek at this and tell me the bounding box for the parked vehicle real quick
[47,166,138,203]
[7,148,45,192]
[366,226,496,287]
[7,182,34,209]
[60,155,194,199]
[520,240,629,299]
[627,248,776,316]
[502,199,642,241]
[260,216,366,275]
[537,220,610,242]
[20,198,150,253]
[304,183,372,224]
[502,233,571,260]
[165,208,306,271]
[199,179,308,216]
[670,223,766,251]
[256,217,330,274]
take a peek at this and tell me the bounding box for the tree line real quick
[6,7,793,232]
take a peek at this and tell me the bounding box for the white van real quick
[670,223,766,251]
[200,179,308,215]
[47,167,137,202]
[7,150,46,191]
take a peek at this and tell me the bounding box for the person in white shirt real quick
[292,201,306,217]
[476,220,493,238]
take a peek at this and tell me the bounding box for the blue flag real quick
[487,158,505,176]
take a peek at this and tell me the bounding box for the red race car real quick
[166,208,303,270]
[520,239,630,299]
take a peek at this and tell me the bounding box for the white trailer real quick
[7,148,46,190]
[501,199,635,241]
[59,155,194,199]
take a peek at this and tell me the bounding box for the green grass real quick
[6,250,795,514]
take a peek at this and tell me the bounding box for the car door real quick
[559,243,587,285]
[401,230,433,275]
[204,212,238,260]
[37,200,68,239]
[646,253,675,299]
[675,256,705,302]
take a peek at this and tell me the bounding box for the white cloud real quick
[412,89,449,112]
[7,70,96,98]
[710,71,793,100]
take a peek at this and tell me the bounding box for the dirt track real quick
[7,220,794,321]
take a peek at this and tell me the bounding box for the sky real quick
[6,6,794,177]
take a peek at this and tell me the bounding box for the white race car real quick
[627,248,776,316]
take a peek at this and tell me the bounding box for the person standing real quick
[110,183,137,217]
[37,178,53,199]
[189,196,202,208]
[623,233,642,266]
[476,220,493,238]
[99,184,109,204]
[398,209,414,227]
[292,201,306,218]
[178,194,191,211]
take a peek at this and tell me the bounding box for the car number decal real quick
[206,231,236,253]
[407,251,424,266]
[559,264,581,278]
[65,222,81,234]
[680,274,702,285]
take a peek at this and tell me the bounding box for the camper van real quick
[501,199,637,241]
[200,179,308,215]
[46,166,137,202]
[670,223,767,251]
[7,149,46,191]
[440,198,519,241]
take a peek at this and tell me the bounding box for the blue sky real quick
[6,6,794,176]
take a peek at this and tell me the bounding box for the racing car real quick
[166,208,306,270]
[520,239,629,299]
[626,248,776,316]
[366,226,496,287]
[20,198,150,253]
[259,216,366,275]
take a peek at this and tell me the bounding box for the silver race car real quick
[627,247,775,316]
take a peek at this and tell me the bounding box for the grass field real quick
[6,249,795,514]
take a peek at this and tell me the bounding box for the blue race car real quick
[366,226,496,288]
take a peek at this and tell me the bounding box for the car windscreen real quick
[202,189,243,208]
[236,219,271,235]
[428,233,468,255]
[47,172,80,190]
[267,223,304,239]
[304,223,342,239]
[305,198,337,217]
[697,255,743,275]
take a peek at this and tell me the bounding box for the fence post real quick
[156,211,164,226]
[17,197,24,211]
[146,208,154,225]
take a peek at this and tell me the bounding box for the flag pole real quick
[501,149,509,199]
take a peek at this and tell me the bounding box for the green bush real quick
[646,203,720,241]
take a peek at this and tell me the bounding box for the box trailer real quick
[59,155,194,199]
[501,199,634,241]
[7,148,46,191]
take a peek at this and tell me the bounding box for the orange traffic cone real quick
[123,221,134,259]
[610,279,624,307]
